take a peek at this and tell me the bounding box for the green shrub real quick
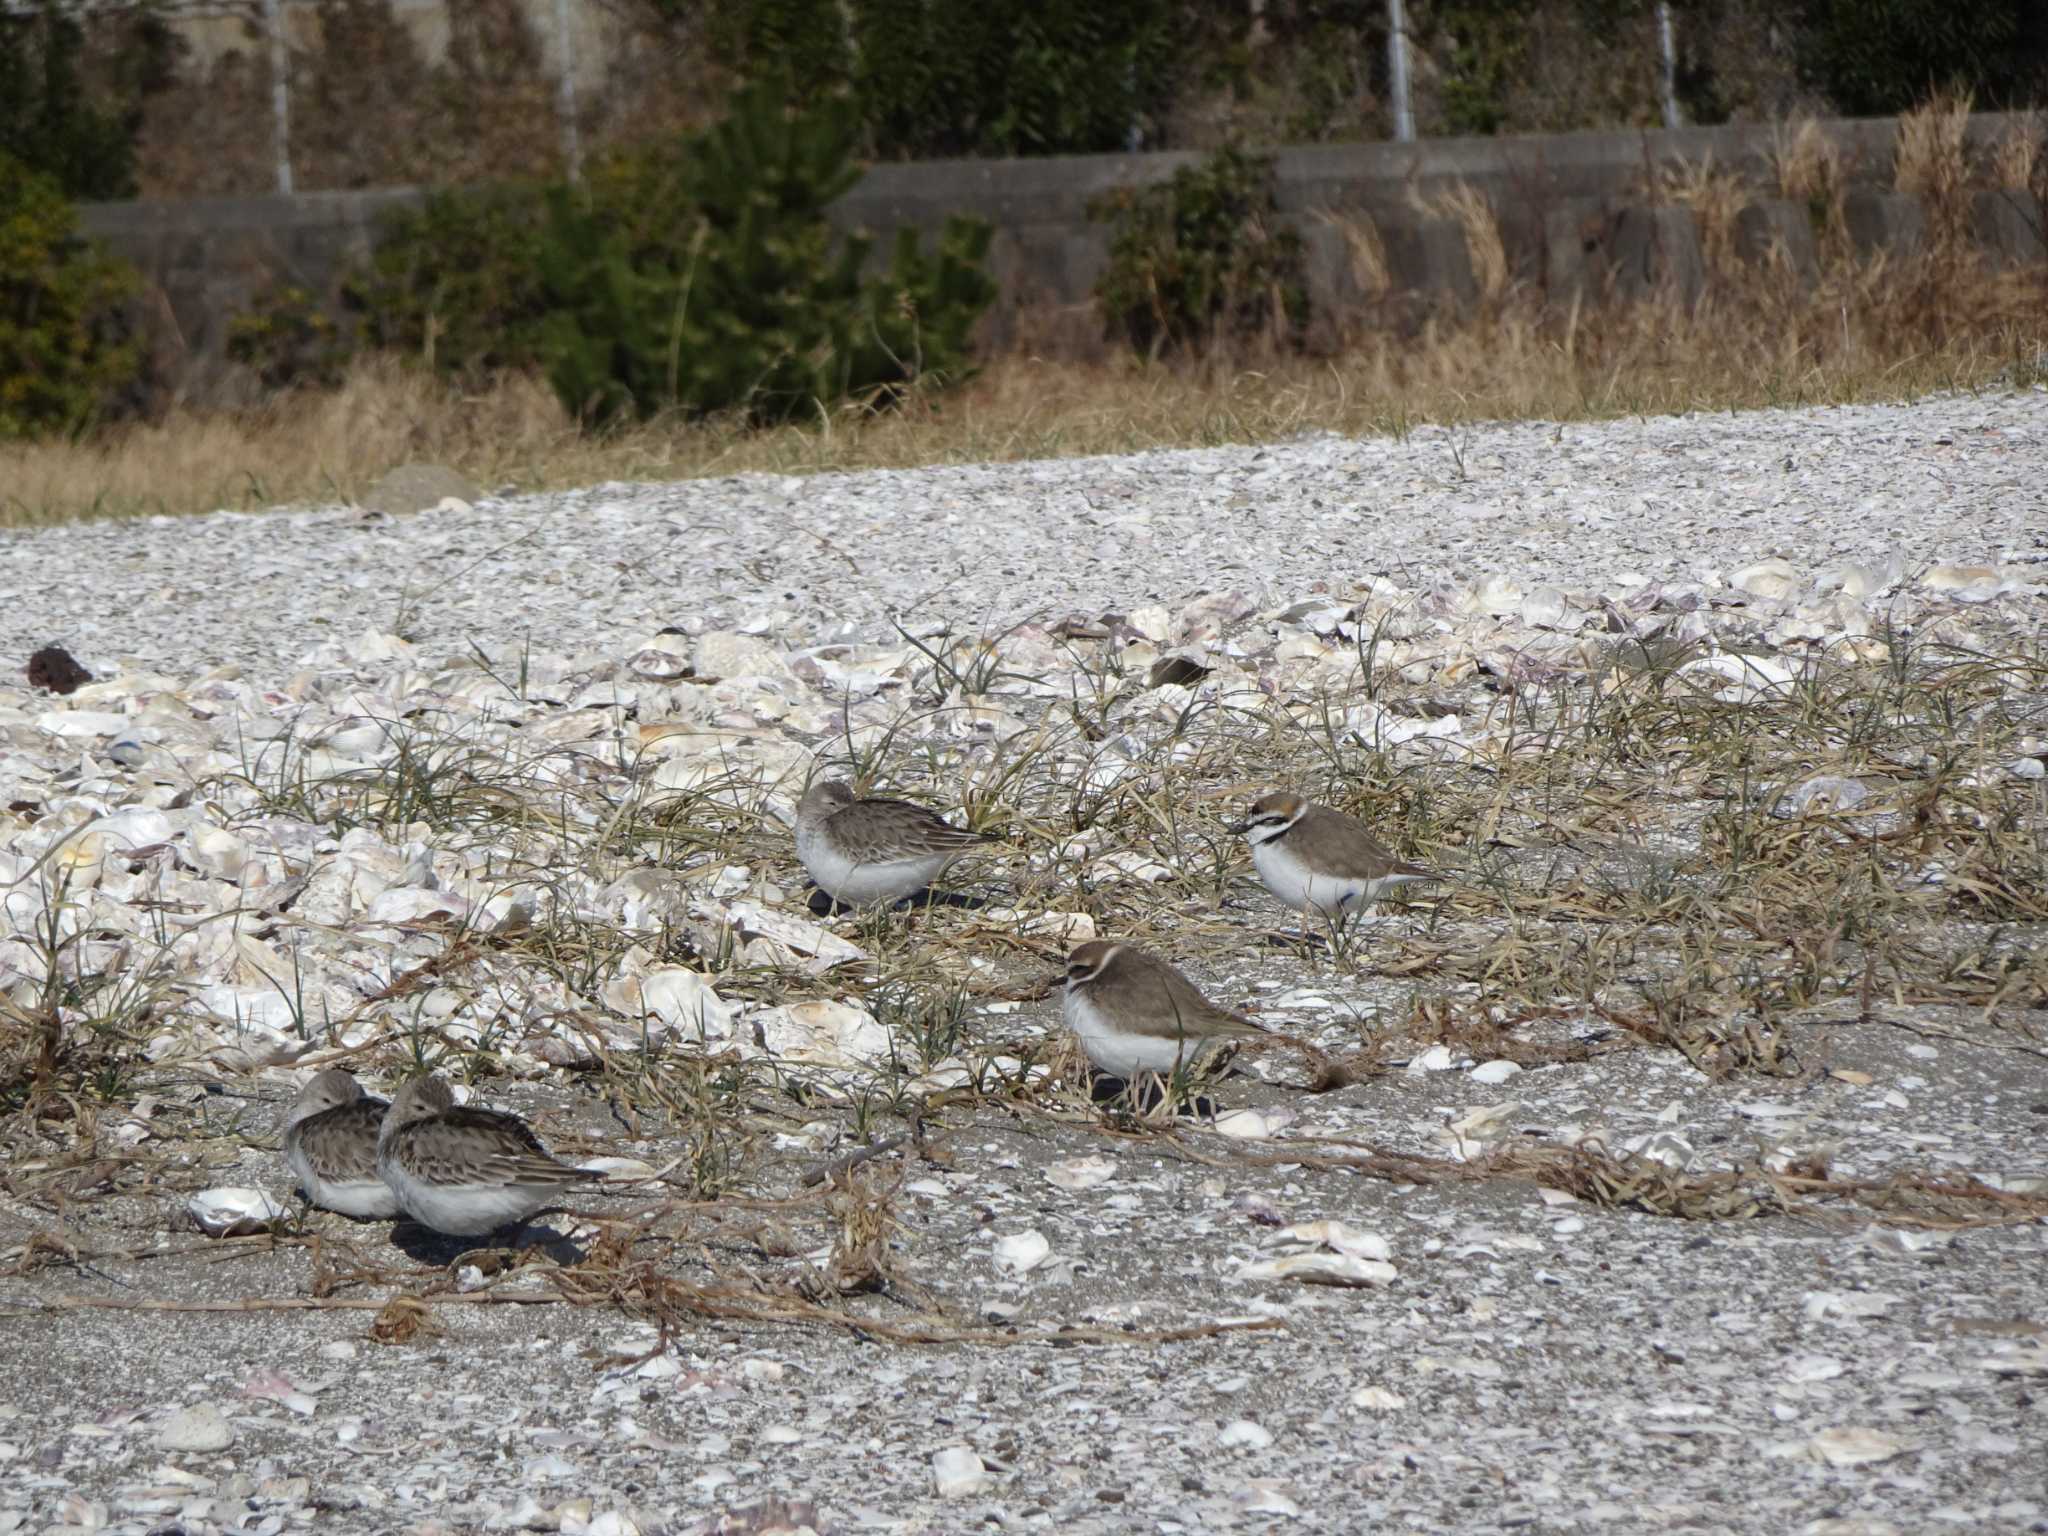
[356,78,996,425]
[1090,144,1308,358]
[539,82,994,423]
[0,1,178,202]
[1789,0,2048,116]
[349,182,555,375]
[0,150,140,439]
[227,284,355,391]
[639,0,1193,159]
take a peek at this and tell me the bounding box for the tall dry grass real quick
[6,105,2045,531]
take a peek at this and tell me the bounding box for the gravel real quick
[3,390,2047,1536]
[4,392,2044,677]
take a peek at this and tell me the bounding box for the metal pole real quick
[265,0,292,193]
[555,0,582,182]
[1387,0,1414,144]
[1656,3,1682,130]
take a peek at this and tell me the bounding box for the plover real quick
[1061,940,1271,1082]
[282,1068,399,1219]
[1232,790,1433,931]
[375,1075,598,1237]
[794,778,995,908]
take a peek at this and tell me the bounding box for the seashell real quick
[1239,1251,1395,1287]
[1919,563,1999,591]
[1474,575,1523,615]
[1621,1131,1697,1170]
[701,900,864,975]
[1979,1345,2048,1377]
[601,967,736,1044]
[1044,1156,1117,1191]
[1275,1221,1390,1262]
[1233,1483,1303,1517]
[1807,1427,1910,1467]
[1519,587,1576,629]
[751,999,891,1069]
[627,632,693,680]
[1405,1044,1463,1075]
[1469,1059,1521,1085]
[1218,1420,1272,1449]
[188,1187,287,1237]
[692,631,792,681]
[1350,1386,1405,1411]
[186,825,254,882]
[359,884,465,926]
[155,1403,235,1452]
[1674,651,1797,701]
[1212,1107,1295,1139]
[1785,1354,1846,1384]
[1126,605,1172,643]
[1773,775,1869,817]
[1802,1290,1900,1321]
[992,1229,1051,1275]
[1089,850,1174,883]
[931,1445,990,1498]
[37,709,131,738]
[1730,559,1801,601]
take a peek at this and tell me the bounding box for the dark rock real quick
[26,645,92,695]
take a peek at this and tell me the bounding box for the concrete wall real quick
[79,113,2048,405]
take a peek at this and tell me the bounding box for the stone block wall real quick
[79,113,2047,405]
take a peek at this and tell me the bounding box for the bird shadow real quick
[805,886,994,918]
[1088,1073,1222,1120]
[388,1217,588,1268]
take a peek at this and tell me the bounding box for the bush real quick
[0,2,179,202]
[227,285,355,392]
[354,78,996,424]
[643,0,1195,158]
[1090,144,1308,358]
[350,183,555,375]
[0,150,141,439]
[1789,0,2048,116]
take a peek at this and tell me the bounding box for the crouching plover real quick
[1232,790,1434,933]
[1061,940,1272,1081]
[795,778,995,908]
[1064,940,1353,1094]
[283,1069,400,1219]
[376,1075,598,1237]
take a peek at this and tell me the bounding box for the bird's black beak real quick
[1227,820,1251,835]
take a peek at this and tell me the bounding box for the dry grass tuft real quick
[1989,110,2045,195]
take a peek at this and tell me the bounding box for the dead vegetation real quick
[8,101,2047,530]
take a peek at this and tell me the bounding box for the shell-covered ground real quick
[3,393,2047,1536]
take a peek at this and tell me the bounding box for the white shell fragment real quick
[1043,1156,1117,1191]
[187,1187,288,1237]
[1808,1427,1912,1468]
[931,1446,990,1498]
[1350,1386,1405,1411]
[1239,1251,1396,1288]
[1469,1058,1522,1084]
[155,1404,235,1452]
[1210,1106,1298,1139]
[992,1230,1052,1275]
[1274,1221,1392,1262]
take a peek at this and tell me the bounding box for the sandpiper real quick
[375,1075,598,1237]
[794,778,995,908]
[283,1068,399,1219]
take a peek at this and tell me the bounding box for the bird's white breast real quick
[1063,988,1203,1080]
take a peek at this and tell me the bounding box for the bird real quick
[375,1074,599,1237]
[794,778,996,908]
[1061,939,1273,1083]
[1231,790,1434,933]
[282,1069,400,1219]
